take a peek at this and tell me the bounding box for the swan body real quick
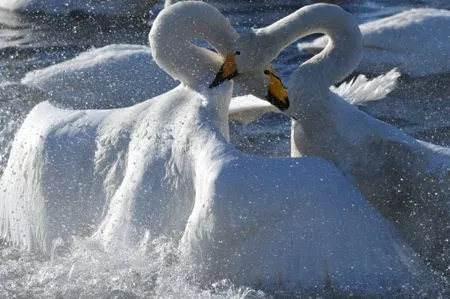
[259,3,450,276]
[0,0,155,18]
[0,2,439,295]
[298,8,450,77]
[179,117,439,296]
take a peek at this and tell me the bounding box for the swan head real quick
[232,30,273,98]
[150,1,273,100]
[208,29,276,101]
[209,48,269,101]
[220,3,363,114]
[264,68,290,111]
[209,51,240,88]
[150,2,240,91]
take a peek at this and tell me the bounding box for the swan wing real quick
[332,68,400,104]
[0,101,109,252]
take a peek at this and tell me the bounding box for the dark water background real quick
[1,0,449,81]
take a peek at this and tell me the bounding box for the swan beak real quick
[209,51,240,88]
[264,68,289,111]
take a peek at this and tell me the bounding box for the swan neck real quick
[213,104,231,141]
[257,3,362,85]
[201,82,233,141]
[150,2,238,89]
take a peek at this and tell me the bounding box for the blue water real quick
[0,0,449,297]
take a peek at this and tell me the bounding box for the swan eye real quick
[264,68,289,111]
[209,52,239,88]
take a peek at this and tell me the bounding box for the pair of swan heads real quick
[152,1,359,113]
[149,1,289,110]
[210,39,290,111]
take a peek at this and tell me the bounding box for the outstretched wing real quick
[0,102,108,252]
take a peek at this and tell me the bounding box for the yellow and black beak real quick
[209,51,240,88]
[264,67,289,111]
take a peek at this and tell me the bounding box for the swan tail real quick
[332,68,400,105]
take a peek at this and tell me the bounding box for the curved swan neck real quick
[150,2,239,89]
[256,3,362,86]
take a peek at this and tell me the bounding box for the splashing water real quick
[0,235,267,298]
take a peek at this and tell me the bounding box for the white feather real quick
[332,68,400,104]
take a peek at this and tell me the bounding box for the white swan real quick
[179,118,441,296]
[0,0,270,253]
[0,2,439,295]
[297,8,450,77]
[0,0,156,19]
[0,1,240,252]
[257,3,450,277]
